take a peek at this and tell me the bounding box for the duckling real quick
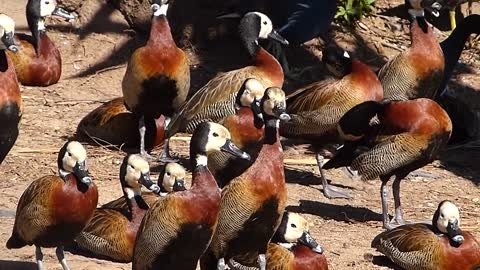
[76,97,166,149]
[280,46,383,199]
[165,12,288,141]
[7,0,75,86]
[101,162,186,210]
[6,141,98,270]
[323,98,452,230]
[372,200,480,270]
[0,14,22,165]
[132,122,250,270]
[201,87,290,270]
[379,0,445,101]
[228,212,327,270]
[208,78,266,188]
[72,154,161,263]
[122,0,190,159]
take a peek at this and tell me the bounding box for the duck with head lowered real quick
[0,14,22,165]
[165,12,288,150]
[7,0,75,86]
[372,200,480,270]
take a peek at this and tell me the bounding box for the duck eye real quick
[290,223,296,228]
[45,1,50,4]
[263,21,267,25]
[213,132,219,137]
[440,214,444,218]
[166,172,171,176]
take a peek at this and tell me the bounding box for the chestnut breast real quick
[223,108,264,148]
[50,174,98,225]
[292,245,328,270]
[349,60,383,102]
[439,232,480,270]
[255,48,284,87]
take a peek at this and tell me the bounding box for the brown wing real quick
[210,179,259,258]
[132,195,182,269]
[167,67,272,136]
[266,244,293,270]
[75,208,131,262]
[378,53,418,101]
[372,224,440,269]
[12,176,60,244]
[352,133,427,180]
[286,78,338,113]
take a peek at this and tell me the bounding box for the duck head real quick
[433,200,464,246]
[0,14,18,52]
[322,45,352,78]
[159,162,187,193]
[236,78,266,121]
[407,0,442,17]
[58,141,92,185]
[120,154,160,197]
[27,0,75,34]
[274,212,323,254]
[261,87,290,123]
[190,122,251,167]
[237,12,288,57]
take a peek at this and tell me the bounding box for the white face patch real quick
[0,14,15,34]
[343,51,350,59]
[37,20,46,31]
[62,141,87,172]
[251,12,273,40]
[161,163,186,192]
[204,123,230,153]
[125,155,150,188]
[436,201,461,234]
[263,88,286,117]
[40,0,57,17]
[284,213,308,243]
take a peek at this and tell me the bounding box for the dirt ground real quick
[0,0,479,269]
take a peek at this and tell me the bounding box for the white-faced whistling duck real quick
[6,141,98,270]
[101,161,186,211]
[228,212,328,270]
[165,12,288,142]
[323,98,452,230]
[122,0,190,160]
[280,45,383,199]
[208,78,266,188]
[132,122,250,270]
[72,154,161,263]
[378,0,444,101]
[201,87,290,270]
[0,14,22,165]
[76,97,166,150]
[7,0,75,86]
[372,200,480,270]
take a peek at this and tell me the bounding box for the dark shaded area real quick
[286,200,385,223]
[371,256,403,269]
[0,261,37,270]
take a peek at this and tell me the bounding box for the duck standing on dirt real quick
[372,200,480,270]
[132,122,250,270]
[280,46,383,199]
[323,98,452,230]
[165,12,288,144]
[122,0,190,160]
[7,0,75,86]
[0,14,22,165]
[6,141,98,270]
[201,87,290,270]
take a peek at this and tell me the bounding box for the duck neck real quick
[264,117,280,145]
[147,15,176,50]
[0,50,7,72]
[27,15,47,53]
[410,17,439,54]
[123,187,149,220]
[440,17,479,89]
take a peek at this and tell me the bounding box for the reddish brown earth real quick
[0,0,479,269]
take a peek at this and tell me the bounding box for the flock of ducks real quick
[0,0,480,269]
